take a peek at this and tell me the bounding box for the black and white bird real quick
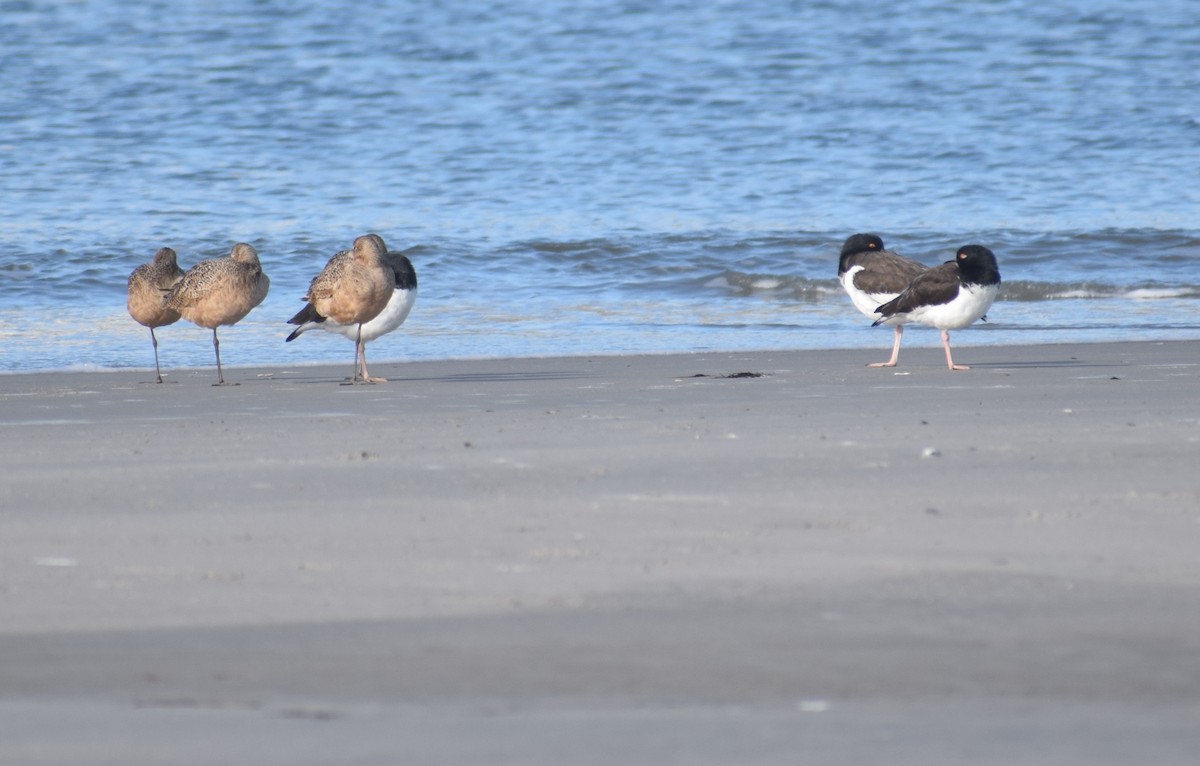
[286,235,418,383]
[837,233,928,367]
[873,244,1001,371]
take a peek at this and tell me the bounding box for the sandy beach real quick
[2,340,1199,765]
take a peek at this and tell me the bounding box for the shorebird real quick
[127,247,185,383]
[837,233,928,367]
[163,242,270,385]
[873,244,1001,371]
[290,233,396,384]
[286,236,417,383]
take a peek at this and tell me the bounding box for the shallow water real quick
[2,0,1198,373]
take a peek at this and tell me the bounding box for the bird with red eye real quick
[872,245,1001,371]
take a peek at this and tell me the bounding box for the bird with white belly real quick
[872,244,1001,371]
[837,233,929,367]
[287,233,403,384]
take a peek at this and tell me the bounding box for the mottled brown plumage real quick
[286,242,418,383]
[299,233,396,383]
[164,242,270,384]
[127,246,185,383]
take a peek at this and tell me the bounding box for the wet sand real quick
[2,341,1199,764]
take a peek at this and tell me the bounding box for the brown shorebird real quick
[127,247,185,383]
[285,235,417,383]
[290,233,396,384]
[164,242,270,385]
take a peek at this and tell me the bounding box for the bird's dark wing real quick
[286,302,326,327]
[874,262,960,320]
[850,251,927,295]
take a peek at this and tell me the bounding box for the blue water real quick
[2,0,1198,373]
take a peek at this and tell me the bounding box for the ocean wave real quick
[5,229,1200,312]
[706,273,1200,303]
[707,271,841,300]
[1000,280,1200,301]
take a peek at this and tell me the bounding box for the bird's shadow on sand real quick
[968,359,1108,369]
[403,370,595,383]
[282,369,595,385]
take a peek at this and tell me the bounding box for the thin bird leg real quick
[360,344,386,384]
[212,328,226,385]
[868,325,904,368]
[942,329,970,371]
[352,324,364,384]
[150,327,164,383]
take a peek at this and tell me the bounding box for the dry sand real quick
[2,341,1199,765]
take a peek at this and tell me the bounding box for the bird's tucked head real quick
[955,245,1001,286]
[840,233,884,258]
[838,233,886,275]
[229,243,260,265]
[152,247,179,268]
[353,233,389,262]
